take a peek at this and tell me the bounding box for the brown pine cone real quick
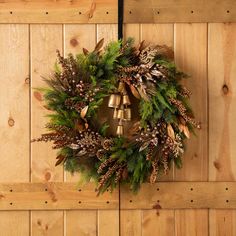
[102,139,114,151]
[96,149,106,160]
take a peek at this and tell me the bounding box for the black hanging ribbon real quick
[118,0,124,40]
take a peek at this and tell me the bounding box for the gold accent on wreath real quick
[108,82,131,136]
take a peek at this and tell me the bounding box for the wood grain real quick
[96,23,120,236]
[64,23,98,236]
[120,23,142,236]
[174,23,208,181]
[0,24,30,236]
[142,210,174,236]
[208,23,236,236]
[141,23,175,236]
[0,0,236,23]
[120,182,236,210]
[0,182,235,210]
[175,210,208,236]
[0,182,119,210]
[65,210,97,236]
[98,210,119,236]
[174,23,208,236]
[30,24,64,235]
[120,210,142,236]
[0,0,117,23]
[125,0,236,23]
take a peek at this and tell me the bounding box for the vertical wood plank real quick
[174,23,208,236]
[65,211,97,236]
[64,24,97,236]
[97,24,118,45]
[124,24,140,42]
[122,23,175,236]
[208,23,236,236]
[142,210,175,236]
[174,23,208,181]
[96,23,120,236]
[142,23,175,236]
[210,210,236,236]
[141,23,174,48]
[120,23,142,236]
[0,24,30,236]
[120,210,142,236]
[31,24,64,235]
[175,210,208,236]
[98,210,119,236]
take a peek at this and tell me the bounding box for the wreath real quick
[32,38,200,194]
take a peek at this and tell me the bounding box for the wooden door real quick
[0,6,236,235]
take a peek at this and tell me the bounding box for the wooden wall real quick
[0,22,236,235]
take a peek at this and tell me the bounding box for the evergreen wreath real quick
[32,38,200,194]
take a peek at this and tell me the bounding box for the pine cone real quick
[96,149,106,160]
[102,139,114,150]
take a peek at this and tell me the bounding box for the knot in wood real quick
[8,118,15,127]
[222,84,229,95]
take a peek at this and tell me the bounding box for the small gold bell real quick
[116,124,124,136]
[117,108,124,119]
[123,94,131,105]
[113,108,118,119]
[108,94,121,108]
[118,82,125,93]
[123,108,131,121]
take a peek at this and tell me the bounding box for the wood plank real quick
[97,24,118,45]
[120,182,236,210]
[140,23,175,236]
[0,182,119,210]
[142,210,174,236]
[124,0,236,23]
[30,24,64,236]
[174,23,208,236]
[209,210,236,236]
[96,23,120,236]
[175,210,208,236]
[0,0,117,23]
[120,23,142,236]
[120,210,142,236]
[174,23,208,181]
[123,24,140,42]
[65,210,97,236]
[0,182,236,210]
[0,24,30,236]
[63,23,98,236]
[98,210,119,236]
[1,0,236,23]
[141,23,174,48]
[208,23,236,236]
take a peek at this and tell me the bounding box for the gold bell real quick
[118,82,125,93]
[113,108,118,119]
[108,94,121,108]
[117,108,124,119]
[123,108,131,121]
[116,124,124,136]
[123,94,131,105]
